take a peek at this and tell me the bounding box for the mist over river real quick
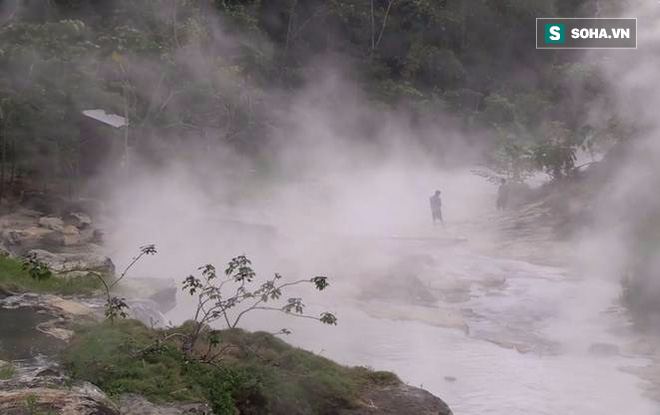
[150,233,656,414]
[99,168,660,415]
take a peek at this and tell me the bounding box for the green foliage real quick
[404,45,464,88]
[531,123,577,181]
[63,320,207,403]
[62,320,397,414]
[0,255,101,295]
[104,296,129,321]
[0,0,625,190]
[23,393,57,415]
[375,80,424,102]
[476,128,535,183]
[22,253,53,281]
[181,255,336,356]
[513,93,552,131]
[311,276,329,290]
[483,94,516,127]
[0,362,15,380]
[443,89,483,113]
[96,244,157,325]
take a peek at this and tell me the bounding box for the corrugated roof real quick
[82,109,128,128]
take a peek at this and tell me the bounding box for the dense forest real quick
[0,0,633,196]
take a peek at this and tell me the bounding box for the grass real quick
[0,362,15,380]
[0,255,102,296]
[61,320,401,415]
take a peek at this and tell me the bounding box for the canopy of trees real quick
[0,0,631,196]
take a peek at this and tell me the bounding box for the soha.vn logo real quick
[545,24,565,43]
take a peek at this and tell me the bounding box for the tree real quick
[531,123,577,181]
[475,128,534,183]
[180,255,336,361]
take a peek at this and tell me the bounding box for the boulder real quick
[361,274,438,306]
[360,254,439,306]
[622,338,656,356]
[116,278,178,314]
[340,384,453,415]
[64,212,93,229]
[0,209,99,251]
[40,225,95,247]
[62,225,80,235]
[0,380,118,415]
[125,298,169,328]
[38,217,65,231]
[2,227,55,249]
[120,394,212,415]
[148,285,178,314]
[46,296,95,318]
[0,209,42,227]
[28,249,115,276]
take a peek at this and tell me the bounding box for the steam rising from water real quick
[91,3,660,413]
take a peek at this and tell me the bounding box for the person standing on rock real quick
[429,190,444,227]
[496,178,509,210]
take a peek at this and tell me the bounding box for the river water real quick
[101,167,660,413]
[165,235,660,415]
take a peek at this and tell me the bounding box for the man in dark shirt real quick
[429,190,444,227]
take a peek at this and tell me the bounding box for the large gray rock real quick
[28,249,115,276]
[38,217,65,231]
[42,226,95,247]
[0,385,119,415]
[64,212,93,229]
[360,254,439,306]
[0,370,118,415]
[1,209,98,252]
[2,227,56,250]
[125,298,169,328]
[622,338,657,356]
[116,278,178,314]
[361,274,438,306]
[120,394,211,415]
[340,384,453,415]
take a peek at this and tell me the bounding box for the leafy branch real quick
[22,253,53,281]
[93,244,157,324]
[180,255,336,359]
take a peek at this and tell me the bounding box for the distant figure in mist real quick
[496,178,509,210]
[429,190,444,227]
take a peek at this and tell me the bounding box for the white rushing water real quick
[164,238,659,415]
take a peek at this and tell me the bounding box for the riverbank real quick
[0,197,454,415]
[0,294,453,414]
